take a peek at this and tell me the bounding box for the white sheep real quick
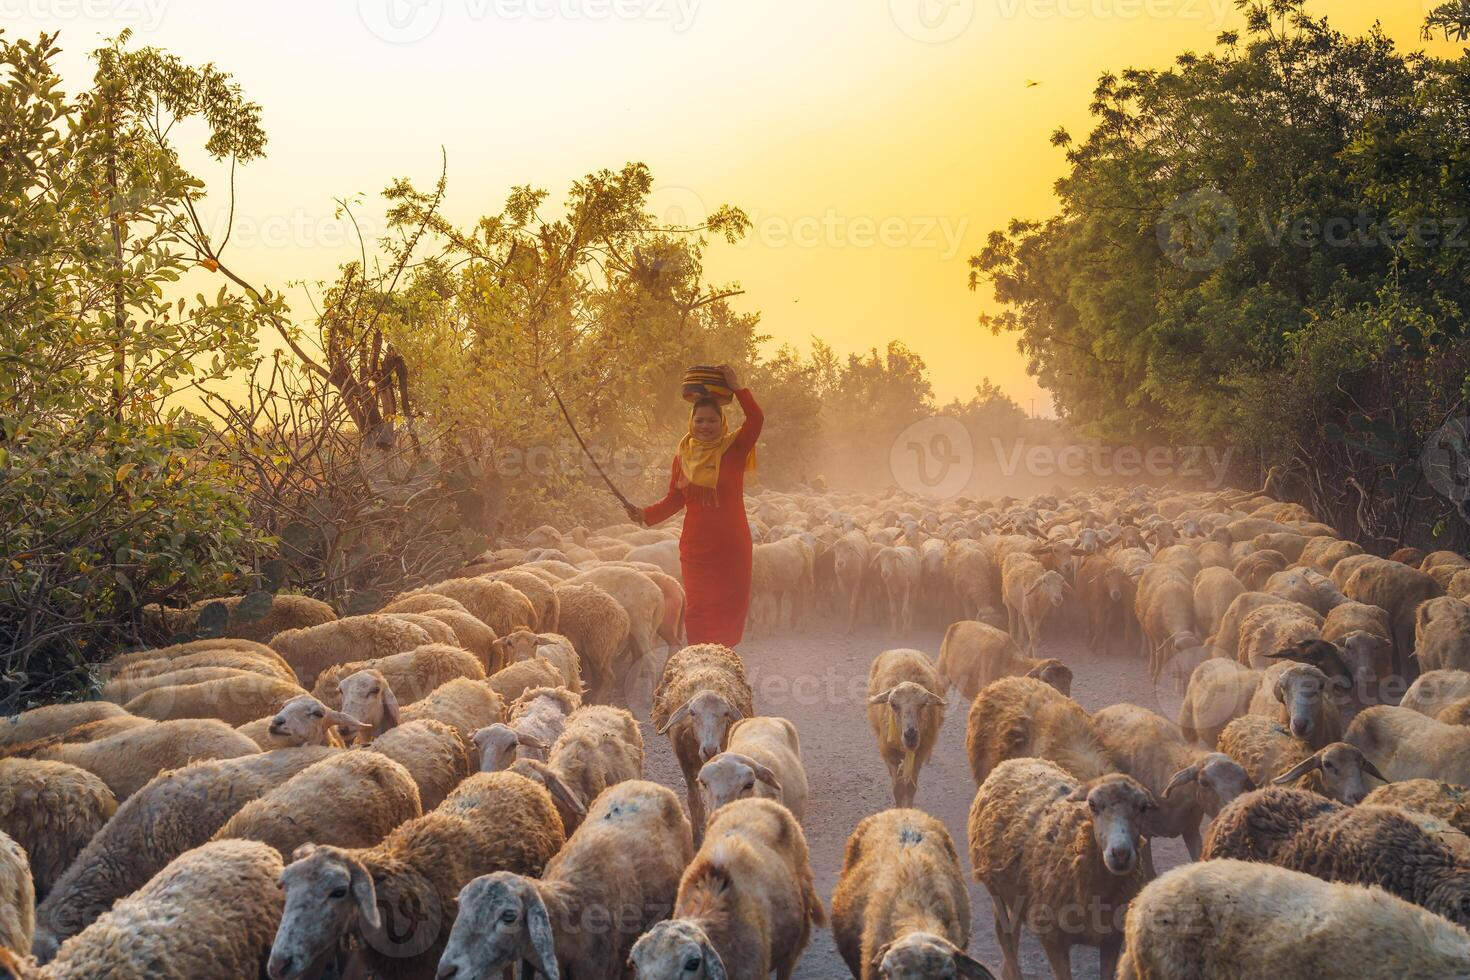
[867,649,946,808]
[696,715,808,822]
[654,644,754,831]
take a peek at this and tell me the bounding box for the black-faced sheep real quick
[866,649,946,808]
[831,808,993,980]
[268,771,565,980]
[1115,859,1470,979]
[654,644,754,831]
[968,758,1154,980]
[629,797,825,980]
[435,780,692,980]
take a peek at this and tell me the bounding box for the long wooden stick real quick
[544,372,636,510]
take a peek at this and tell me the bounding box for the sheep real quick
[383,612,461,646]
[492,628,582,692]
[965,676,1113,788]
[1342,559,1443,670]
[412,577,537,635]
[830,808,992,980]
[1235,601,1322,669]
[1246,661,1343,748]
[101,661,292,704]
[366,718,470,811]
[1115,859,1470,980]
[1177,657,1259,746]
[968,758,1154,980]
[750,537,814,633]
[507,685,581,752]
[106,635,293,674]
[270,615,435,689]
[487,656,565,703]
[1402,669,1470,716]
[654,643,755,831]
[1347,705,1470,784]
[482,569,561,632]
[27,718,259,801]
[0,830,33,957]
[867,649,946,808]
[1234,549,1289,590]
[629,797,825,980]
[267,770,564,980]
[379,592,471,616]
[339,670,504,748]
[1202,787,1470,927]
[869,545,921,636]
[1135,565,1200,684]
[509,704,644,834]
[141,593,336,645]
[567,565,663,664]
[418,607,500,673]
[1093,704,1253,861]
[944,539,998,625]
[0,759,115,901]
[435,780,693,980]
[1416,596,1470,672]
[937,620,1071,700]
[0,702,128,750]
[0,715,155,757]
[236,694,364,750]
[834,531,874,632]
[1003,554,1069,657]
[1192,566,1245,640]
[312,642,485,710]
[1077,553,1138,658]
[1363,779,1470,835]
[625,538,682,579]
[550,582,630,703]
[122,673,308,727]
[214,751,422,858]
[26,839,286,979]
[696,716,808,821]
[32,746,336,958]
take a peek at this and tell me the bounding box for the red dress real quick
[642,388,763,648]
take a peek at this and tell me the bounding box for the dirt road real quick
[638,621,1190,979]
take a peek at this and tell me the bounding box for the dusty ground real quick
[637,620,1190,980]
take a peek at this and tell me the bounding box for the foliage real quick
[0,32,272,708]
[970,0,1470,547]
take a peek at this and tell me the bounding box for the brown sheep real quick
[1234,549,1289,590]
[510,704,643,834]
[312,643,485,710]
[236,694,362,750]
[435,781,693,980]
[0,702,128,750]
[1401,668,1470,716]
[552,582,630,703]
[101,662,291,704]
[965,676,1113,787]
[0,759,116,900]
[969,759,1154,980]
[629,797,825,980]
[1235,601,1322,669]
[1177,657,1260,746]
[1363,779,1470,835]
[413,577,537,635]
[366,718,470,810]
[491,629,582,693]
[122,673,309,727]
[1415,596,1470,672]
[107,643,296,684]
[1134,564,1200,684]
[1346,705,1470,785]
[28,718,259,801]
[1076,553,1138,658]
[866,649,946,808]
[1192,566,1245,641]
[1246,661,1343,748]
[831,808,991,979]
[0,830,32,958]
[268,771,565,980]
[1342,559,1443,671]
[1219,715,1383,803]
[654,644,755,832]
[483,569,561,633]
[270,615,435,689]
[937,620,1071,700]
[487,656,565,704]
[140,593,336,645]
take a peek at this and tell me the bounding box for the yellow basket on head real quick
[682,366,734,406]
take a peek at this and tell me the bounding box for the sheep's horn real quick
[1359,755,1390,784]
[1162,765,1197,799]
[1272,752,1323,785]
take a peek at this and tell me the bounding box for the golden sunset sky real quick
[8,0,1457,413]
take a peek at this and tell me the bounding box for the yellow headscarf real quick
[676,403,756,507]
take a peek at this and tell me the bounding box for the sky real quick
[5,0,1457,416]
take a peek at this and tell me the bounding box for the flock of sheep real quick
[3,482,1470,979]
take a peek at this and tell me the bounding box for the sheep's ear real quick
[956,951,999,980]
[869,941,893,972]
[868,689,893,706]
[516,732,548,751]
[921,690,947,708]
[349,861,380,932]
[1272,752,1323,786]
[1162,764,1198,800]
[380,685,401,730]
[701,937,728,980]
[523,885,559,979]
[534,634,556,647]
[327,709,370,735]
[657,700,692,734]
[291,843,317,862]
[1264,646,1298,661]
[542,770,586,818]
[750,762,782,793]
[1273,673,1291,704]
[1065,783,1090,803]
[1358,755,1390,784]
[723,699,745,722]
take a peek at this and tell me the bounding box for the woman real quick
[628,364,763,648]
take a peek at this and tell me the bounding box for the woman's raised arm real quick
[730,387,763,454]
